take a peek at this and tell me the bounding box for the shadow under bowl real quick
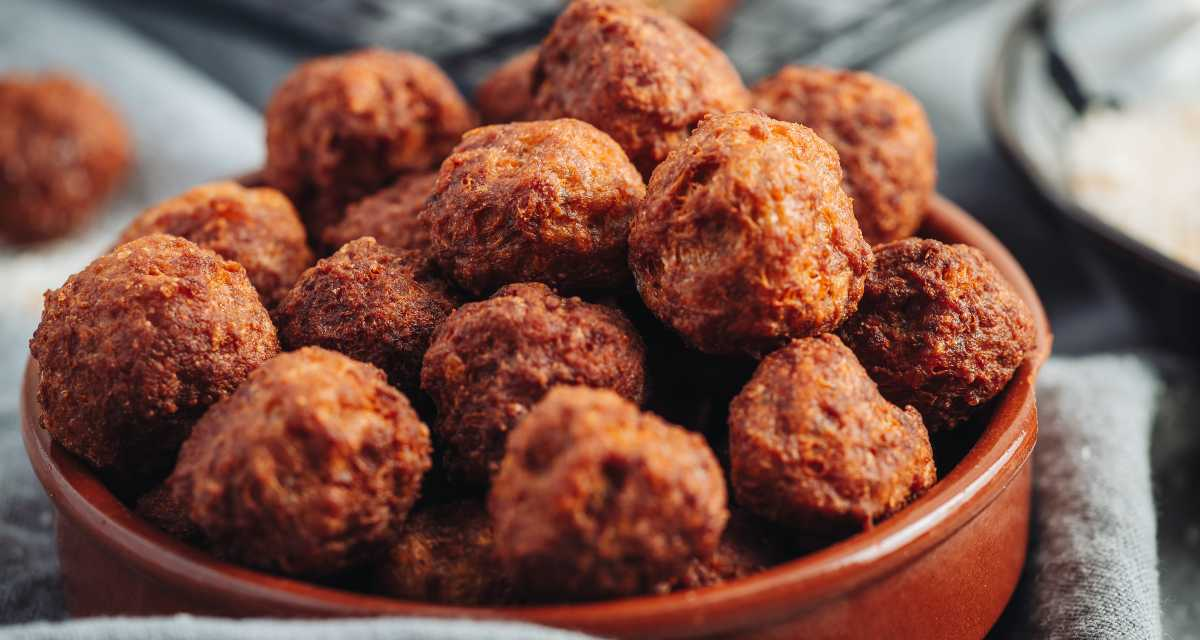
[22,194,1051,639]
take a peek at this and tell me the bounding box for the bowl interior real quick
[21,194,1051,635]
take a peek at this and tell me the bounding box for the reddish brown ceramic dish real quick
[21,194,1051,640]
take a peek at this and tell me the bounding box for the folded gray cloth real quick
[0,617,593,640]
[1022,356,1163,639]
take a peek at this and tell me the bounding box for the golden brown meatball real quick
[374,500,512,605]
[753,66,937,244]
[264,49,475,237]
[421,283,646,486]
[135,482,203,544]
[422,119,644,295]
[838,239,1036,431]
[490,385,728,600]
[321,172,436,255]
[532,0,750,178]
[29,234,279,478]
[0,72,131,243]
[729,334,936,534]
[629,110,873,357]
[274,237,455,394]
[475,48,538,125]
[117,181,313,308]
[168,347,432,576]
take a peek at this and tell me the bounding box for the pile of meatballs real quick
[26,0,1036,605]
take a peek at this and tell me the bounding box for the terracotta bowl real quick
[21,194,1051,639]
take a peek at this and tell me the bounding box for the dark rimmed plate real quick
[986,0,1200,353]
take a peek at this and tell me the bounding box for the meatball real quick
[321,172,436,255]
[475,49,537,124]
[422,118,644,295]
[117,181,313,308]
[729,334,937,534]
[29,234,279,477]
[490,386,728,600]
[421,282,646,486]
[657,509,789,592]
[135,482,203,545]
[0,72,131,243]
[264,49,475,237]
[374,500,512,605]
[629,110,873,357]
[531,0,750,178]
[168,347,432,576]
[837,238,1036,431]
[274,237,455,394]
[753,66,937,244]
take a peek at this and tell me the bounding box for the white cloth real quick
[0,617,594,640]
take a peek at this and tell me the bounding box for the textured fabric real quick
[1025,356,1163,639]
[0,617,594,640]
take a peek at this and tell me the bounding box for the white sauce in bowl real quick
[1065,102,1200,272]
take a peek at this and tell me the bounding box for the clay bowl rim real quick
[21,193,1052,637]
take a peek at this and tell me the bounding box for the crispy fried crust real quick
[490,385,728,600]
[421,283,646,486]
[118,181,313,308]
[838,238,1036,430]
[629,110,873,357]
[729,334,936,533]
[374,500,512,605]
[422,118,644,294]
[321,172,437,255]
[531,0,749,178]
[169,347,432,576]
[135,481,204,544]
[753,66,937,244]
[655,509,790,592]
[29,234,279,477]
[264,49,475,237]
[475,48,538,124]
[274,237,455,393]
[0,72,131,242]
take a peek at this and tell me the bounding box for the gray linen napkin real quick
[1021,356,1164,639]
[0,617,593,640]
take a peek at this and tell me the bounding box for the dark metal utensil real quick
[1030,2,1116,114]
